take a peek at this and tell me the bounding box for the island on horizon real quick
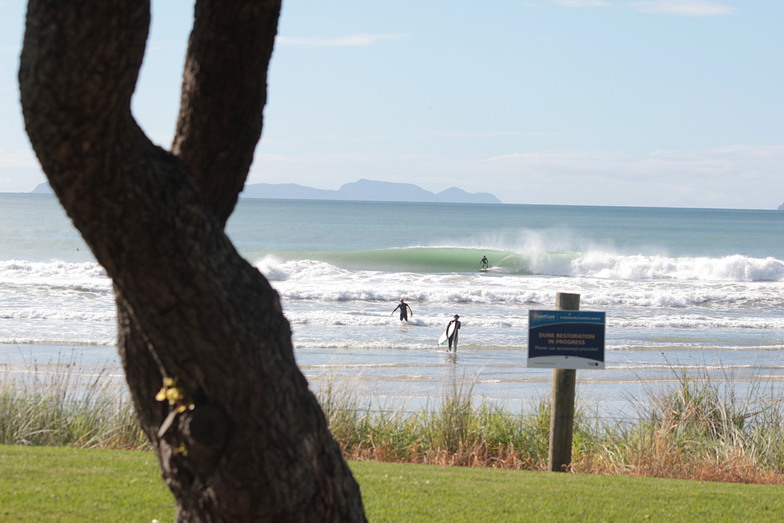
[32,178,503,205]
[240,179,502,204]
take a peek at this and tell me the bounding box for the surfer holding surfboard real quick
[443,314,461,352]
[392,298,413,322]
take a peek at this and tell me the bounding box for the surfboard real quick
[438,321,457,345]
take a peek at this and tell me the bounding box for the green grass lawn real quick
[0,445,171,522]
[353,461,784,522]
[2,444,783,522]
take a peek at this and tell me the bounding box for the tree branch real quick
[19,0,150,212]
[172,0,281,224]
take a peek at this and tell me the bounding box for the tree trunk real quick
[19,1,366,520]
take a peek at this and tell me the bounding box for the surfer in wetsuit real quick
[392,299,412,322]
[480,256,489,269]
[447,314,461,352]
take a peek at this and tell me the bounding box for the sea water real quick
[2,193,784,417]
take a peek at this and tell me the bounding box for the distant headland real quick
[31,179,502,204]
[241,179,502,204]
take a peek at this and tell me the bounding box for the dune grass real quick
[4,363,784,484]
[3,444,784,522]
[575,372,784,483]
[0,366,149,450]
[318,372,784,484]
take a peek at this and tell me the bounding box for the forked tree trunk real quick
[19,1,366,520]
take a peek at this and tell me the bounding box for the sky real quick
[1,0,782,209]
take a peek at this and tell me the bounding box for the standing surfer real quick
[446,314,461,352]
[480,255,489,269]
[392,299,413,322]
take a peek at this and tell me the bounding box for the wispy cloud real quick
[0,45,20,55]
[430,130,566,138]
[631,0,737,17]
[549,0,610,6]
[488,144,784,175]
[0,147,38,169]
[486,144,784,207]
[277,34,409,47]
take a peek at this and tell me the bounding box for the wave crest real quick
[571,253,784,282]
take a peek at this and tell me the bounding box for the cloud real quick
[631,0,737,17]
[430,130,566,138]
[256,153,300,164]
[486,144,784,208]
[489,144,784,180]
[0,147,38,169]
[549,0,610,6]
[277,34,409,47]
[0,45,20,55]
[0,147,46,192]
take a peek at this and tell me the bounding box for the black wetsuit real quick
[393,302,411,321]
[447,319,461,351]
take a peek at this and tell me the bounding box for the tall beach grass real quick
[576,370,784,483]
[317,369,784,484]
[3,363,784,484]
[0,364,148,450]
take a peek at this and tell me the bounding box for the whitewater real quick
[2,194,784,415]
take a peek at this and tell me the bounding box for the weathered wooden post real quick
[549,292,580,472]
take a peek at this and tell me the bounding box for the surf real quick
[256,248,784,283]
[264,247,533,275]
[571,252,784,282]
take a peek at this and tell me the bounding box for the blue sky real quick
[1,0,782,208]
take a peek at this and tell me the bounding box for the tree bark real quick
[19,1,366,521]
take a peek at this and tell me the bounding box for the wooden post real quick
[548,292,580,472]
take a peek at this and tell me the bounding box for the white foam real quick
[571,252,784,282]
[0,259,108,281]
[2,252,782,349]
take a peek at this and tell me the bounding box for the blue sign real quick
[528,310,606,369]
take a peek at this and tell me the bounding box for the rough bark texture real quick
[19,1,366,521]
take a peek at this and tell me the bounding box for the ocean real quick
[2,193,784,417]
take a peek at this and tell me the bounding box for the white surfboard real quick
[438,321,457,345]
